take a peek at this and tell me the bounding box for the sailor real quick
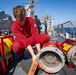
[44,21,47,34]
[11,6,50,62]
[34,14,41,34]
[42,20,47,34]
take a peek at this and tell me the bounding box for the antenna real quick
[25,0,39,17]
[30,0,38,2]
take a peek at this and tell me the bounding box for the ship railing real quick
[53,20,76,39]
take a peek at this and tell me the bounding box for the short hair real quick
[13,5,26,18]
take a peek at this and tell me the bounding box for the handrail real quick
[53,20,76,39]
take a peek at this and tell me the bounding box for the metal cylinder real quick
[37,46,65,73]
[67,46,76,67]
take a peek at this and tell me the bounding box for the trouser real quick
[45,27,47,34]
[12,33,50,57]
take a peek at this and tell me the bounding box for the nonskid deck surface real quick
[6,49,76,75]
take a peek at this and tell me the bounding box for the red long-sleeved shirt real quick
[11,17,39,47]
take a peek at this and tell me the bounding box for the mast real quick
[25,0,38,17]
[30,0,35,17]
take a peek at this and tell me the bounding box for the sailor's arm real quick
[36,43,41,52]
[27,45,38,62]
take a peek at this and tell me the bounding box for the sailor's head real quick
[44,20,46,22]
[34,14,37,18]
[13,5,26,25]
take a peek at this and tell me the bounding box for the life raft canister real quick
[0,36,13,55]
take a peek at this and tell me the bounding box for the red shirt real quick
[11,17,39,47]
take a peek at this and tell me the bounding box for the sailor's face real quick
[15,9,26,26]
[16,14,26,26]
[17,18,26,26]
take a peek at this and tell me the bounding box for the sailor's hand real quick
[32,55,38,63]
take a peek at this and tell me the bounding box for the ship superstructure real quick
[0,10,12,35]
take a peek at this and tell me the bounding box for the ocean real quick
[54,27,76,38]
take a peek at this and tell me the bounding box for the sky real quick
[0,0,76,25]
